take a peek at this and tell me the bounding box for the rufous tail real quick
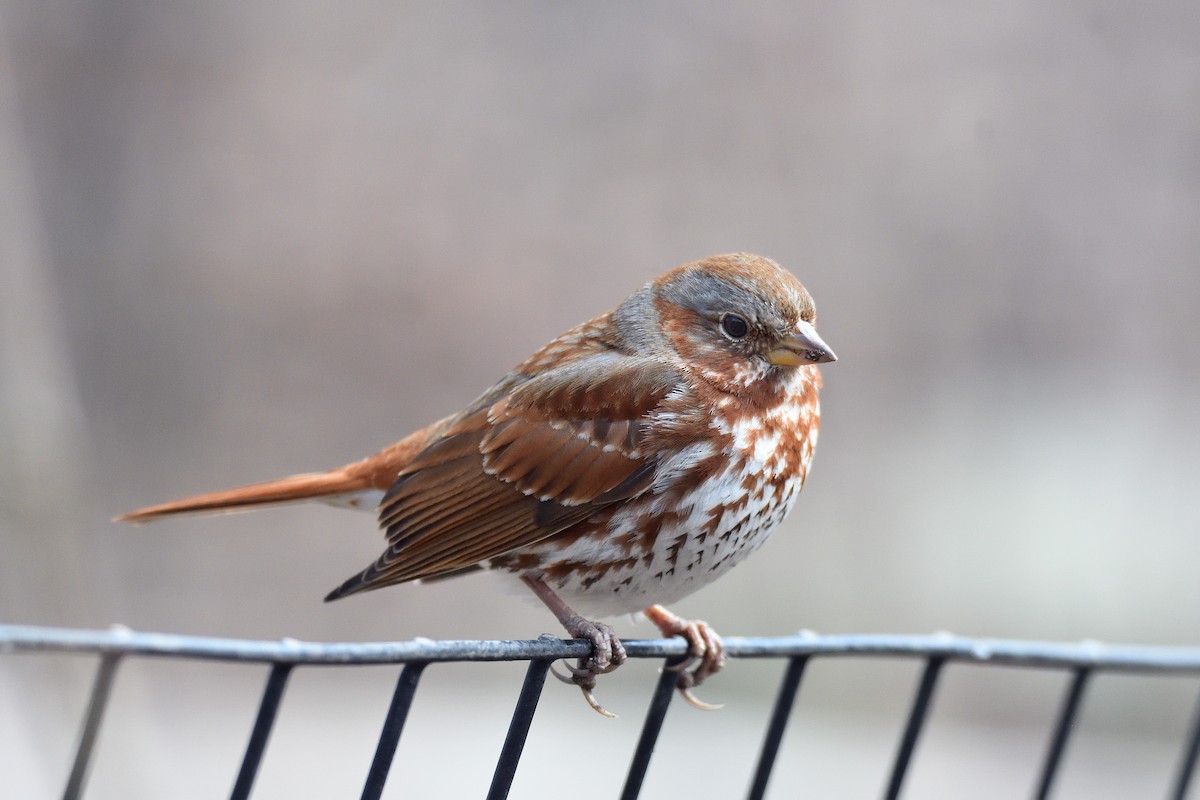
[114,469,373,523]
[115,423,438,524]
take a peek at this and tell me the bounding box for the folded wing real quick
[324,354,682,599]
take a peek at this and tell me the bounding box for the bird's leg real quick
[642,604,726,710]
[522,575,626,717]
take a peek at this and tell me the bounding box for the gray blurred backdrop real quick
[3,2,1199,798]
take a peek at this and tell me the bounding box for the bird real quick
[117,253,836,715]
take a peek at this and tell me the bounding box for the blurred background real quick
[2,1,1199,797]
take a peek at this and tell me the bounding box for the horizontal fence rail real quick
[4,624,1200,800]
[9,625,1200,669]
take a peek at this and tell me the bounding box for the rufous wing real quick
[324,355,684,600]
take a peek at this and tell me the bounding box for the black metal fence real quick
[3,624,1200,800]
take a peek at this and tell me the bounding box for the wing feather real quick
[325,354,683,600]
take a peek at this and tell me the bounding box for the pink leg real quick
[643,604,726,710]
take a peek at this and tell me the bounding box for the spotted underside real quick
[494,365,820,617]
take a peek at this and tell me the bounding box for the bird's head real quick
[637,253,836,395]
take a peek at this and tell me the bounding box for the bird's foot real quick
[556,614,627,717]
[522,574,630,716]
[560,614,627,675]
[521,574,631,716]
[643,604,726,710]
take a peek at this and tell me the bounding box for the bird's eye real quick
[720,313,749,340]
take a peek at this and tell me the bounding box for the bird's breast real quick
[507,375,821,617]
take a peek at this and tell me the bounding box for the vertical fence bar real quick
[620,659,682,800]
[360,662,428,800]
[1033,666,1091,800]
[62,654,121,800]
[230,663,294,800]
[485,658,552,800]
[747,655,811,800]
[883,656,945,800]
[1169,684,1200,800]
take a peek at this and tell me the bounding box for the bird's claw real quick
[578,681,619,718]
[548,662,577,685]
[644,605,727,709]
[550,659,619,717]
[561,658,619,679]
[556,616,626,717]
[666,652,702,674]
[678,685,724,711]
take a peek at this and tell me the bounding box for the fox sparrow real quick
[118,253,836,714]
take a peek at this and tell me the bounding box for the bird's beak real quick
[765,319,837,366]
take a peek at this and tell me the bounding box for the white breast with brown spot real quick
[528,370,820,618]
